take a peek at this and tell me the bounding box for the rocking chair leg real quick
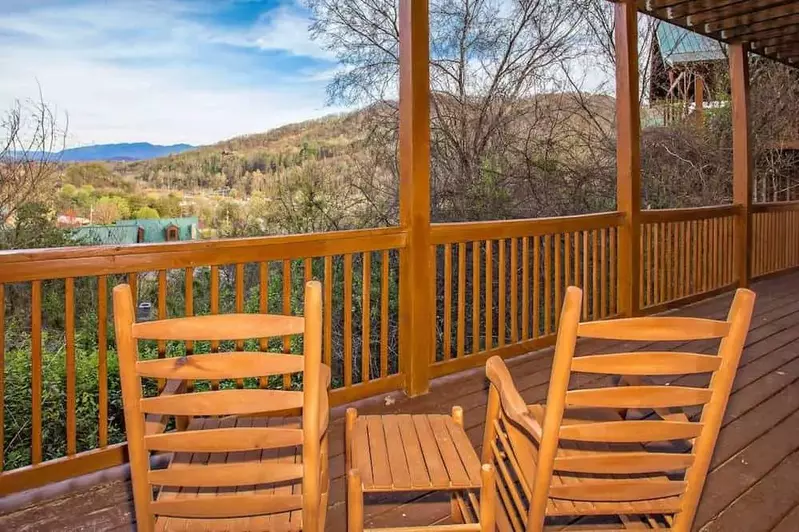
[348,469,364,532]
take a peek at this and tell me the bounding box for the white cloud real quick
[214,4,335,61]
[0,1,343,147]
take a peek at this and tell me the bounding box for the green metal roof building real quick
[72,217,199,246]
[656,23,725,66]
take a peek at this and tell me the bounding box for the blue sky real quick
[0,0,346,147]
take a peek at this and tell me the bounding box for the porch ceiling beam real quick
[751,33,799,50]
[703,4,799,34]
[668,1,759,22]
[732,23,799,44]
[688,1,796,26]
[721,13,799,40]
[764,43,799,56]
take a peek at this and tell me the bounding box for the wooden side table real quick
[345,406,495,531]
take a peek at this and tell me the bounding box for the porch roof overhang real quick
[640,0,799,66]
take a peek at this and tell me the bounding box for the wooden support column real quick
[398,0,432,396]
[730,43,753,288]
[615,0,641,317]
[694,74,704,125]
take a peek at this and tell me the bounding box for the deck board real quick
[3,271,799,531]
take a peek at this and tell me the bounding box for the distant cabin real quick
[645,22,726,127]
[71,217,199,246]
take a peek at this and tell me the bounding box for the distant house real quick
[72,217,200,246]
[56,214,92,228]
[646,23,727,127]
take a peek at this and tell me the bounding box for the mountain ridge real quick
[58,142,196,162]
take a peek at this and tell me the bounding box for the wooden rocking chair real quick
[113,280,329,532]
[482,286,755,531]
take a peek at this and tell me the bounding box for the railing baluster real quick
[31,280,42,465]
[362,252,371,382]
[443,244,452,360]
[183,268,194,394]
[693,221,700,293]
[457,243,466,358]
[719,217,725,286]
[544,234,552,334]
[610,227,617,315]
[381,250,389,377]
[97,276,108,446]
[660,222,667,301]
[666,223,673,302]
[592,230,599,319]
[655,223,662,301]
[645,224,652,306]
[485,240,493,351]
[283,259,292,388]
[765,213,769,271]
[258,262,269,388]
[681,221,687,297]
[210,265,220,390]
[510,238,518,344]
[793,212,797,268]
[564,232,572,294]
[573,231,580,309]
[498,239,506,347]
[185,267,194,357]
[343,254,353,388]
[304,258,312,285]
[554,233,562,327]
[712,218,719,289]
[702,219,709,292]
[324,257,333,370]
[600,229,607,318]
[65,278,76,456]
[0,283,3,469]
[682,222,689,297]
[640,225,646,308]
[521,237,530,341]
[234,263,245,388]
[533,235,541,337]
[472,241,481,353]
[127,273,138,306]
[582,231,589,321]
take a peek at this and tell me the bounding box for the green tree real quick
[134,206,160,219]
[59,184,77,199]
[0,202,69,250]
[152,194,181,218]
[94,197,121,224]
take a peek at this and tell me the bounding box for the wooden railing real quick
[430,212,623,378]
[639,206,740,312]
[752,202,799,279]
[2,202,799,496]
[0,227,406,494]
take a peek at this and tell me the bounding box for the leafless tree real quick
[307,0,593,222]
[0,88,67,225]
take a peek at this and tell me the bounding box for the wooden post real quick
[730,43,753,288]
[398,0,432,396]
[695,74,705,125]
[615,0,642,317]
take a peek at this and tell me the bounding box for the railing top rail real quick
[430,211,624,245]
[752,201,799,213]
[639,205,740,224]
[0,226,408,283]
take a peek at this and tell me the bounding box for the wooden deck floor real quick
[3,271,799,531]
